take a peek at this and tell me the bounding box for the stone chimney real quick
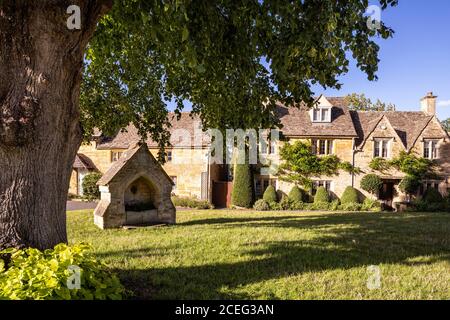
[420,92,437,115]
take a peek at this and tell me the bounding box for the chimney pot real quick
[421,92,437,115]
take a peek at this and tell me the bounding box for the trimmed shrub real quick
[362,198,382,212]
[82,172,102,200]
[340,186,360,204]
[253,199,270,211]
[314,187,329,204]
[423,188,443,203]
[268,201,282,211]
[288,186,305,202]
[231,164,254,208]
[360,174,383,195]
[263,185,278,203]
[398,176,420,195]
[309,202,330,211]
[0,244,124,300]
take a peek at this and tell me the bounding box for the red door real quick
[212,181,233,208]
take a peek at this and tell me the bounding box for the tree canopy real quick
[82,0,397,158]
[345,93,396,111]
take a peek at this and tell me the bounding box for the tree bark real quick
[0,0,112,250]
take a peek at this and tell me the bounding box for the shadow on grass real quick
[102,212,450,299]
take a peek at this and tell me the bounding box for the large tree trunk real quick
[0,0,112,250]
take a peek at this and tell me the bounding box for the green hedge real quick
[314,187,329,204]
[360,174,383,195]
[0,244,124,300]
[263,185,278,203]
[340,186,359,204]
[82,172,102,200]
[231,164,254,208]
[288,186,305,202]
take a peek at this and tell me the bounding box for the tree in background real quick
[441,118,450,132]
[0,0,397,249]
[345,93,396,111]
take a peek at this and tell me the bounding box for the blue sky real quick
[312,0,450,120]
[173,1,450,120]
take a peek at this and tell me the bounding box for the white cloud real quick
[437,100,450,107]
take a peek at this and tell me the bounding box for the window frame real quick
[311,107,332,123]
[373,139,391,159]
[423,139,439,159]
[111,151,123,162]
[311,139,334,155]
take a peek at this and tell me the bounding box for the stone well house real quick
[70,92,450,209]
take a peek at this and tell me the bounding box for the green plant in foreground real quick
[0,244,124,300]
[340,186,360,204]
[231,163,254,208]
[263,185,278,203]
[314,187,329,204]
[360,174,383,195]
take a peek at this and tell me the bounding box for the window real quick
[311,107,331,122]
[111,151,123,162]
[170,176,177,189]
[166,150,173,162]
[312,180,331,194]
[311,139,333,155]
[373,139,390,158]
[424,140,439,159]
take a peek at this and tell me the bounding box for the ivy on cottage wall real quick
[369,151,437,195]
[277,141,360,190]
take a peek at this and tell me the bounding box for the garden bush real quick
[423,188,443,203]
[231,163,254,208]
[362,198,382,212]
[339,202,362,211]
[171,196,214,209]
[253,199,270,211]
[398,176,421,195]
[82,172,102,200]
[360,174,383,195]
[290,200,304,210]
[340,186,360,204]
[268,201,282,211]
[314,187,329,204]
[263,185,278,203]
[279,195,292,210]
[329,200,340,211]
[288,186,305,202]
[0,244,124,300]
[309,201,330,211]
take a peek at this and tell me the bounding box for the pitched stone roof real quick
[73,154,97,170]
[96,113,210,150]
[276,97,358,137]
[351,111,434,150]
[97,143,174,186]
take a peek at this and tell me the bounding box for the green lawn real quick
[68,210,450,300]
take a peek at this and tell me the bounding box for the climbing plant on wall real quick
[277,141,360,190]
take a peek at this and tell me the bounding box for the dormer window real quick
[424,140,439,159]
[311,107,332,123]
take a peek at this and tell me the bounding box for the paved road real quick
[67,201,98,211]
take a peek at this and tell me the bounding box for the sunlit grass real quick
[68,210,450,300]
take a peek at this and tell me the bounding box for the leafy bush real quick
[340,186,360,204]
[279,195,291,210]
[314,187,329,204]
[171,196,214,209]
[82,172,102,200]
[369,157,390,172]
[329,200,340,211]
[253,199,270,211]
[362,198,382,212]
[231,164,254,208]
[423,188,443,203]
[309,202,330,211]
[288,186,305,202]
[268,201,282,211]
[398,176,420,195]
[360,174,383,195]
[290,200,304,210]
[339,202,362,211]
[412,199,444,212]
[0,244,124,300]
[263,185,278,203]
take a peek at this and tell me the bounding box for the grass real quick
[68,210,450,300]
